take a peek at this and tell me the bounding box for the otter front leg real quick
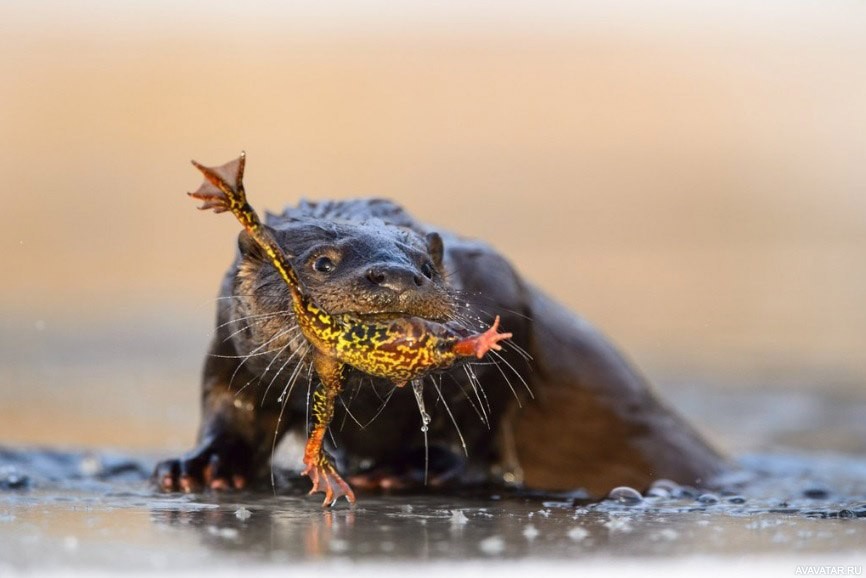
[302,353,355,507]
[154,389,268,492]
[154,337,289,492]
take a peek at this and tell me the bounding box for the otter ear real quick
[426,231,445,269]
[237,229,266,262]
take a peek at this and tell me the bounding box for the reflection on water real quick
[0,447,864,571]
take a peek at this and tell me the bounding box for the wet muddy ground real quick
[1,446,864,574]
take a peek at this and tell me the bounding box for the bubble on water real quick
[838,509,856,519]
[645,486,670,499]
[523,524,540,540]
[234,507,252,521]
[401,504,414,513]
[697,493,720,505]
[649,479,680,495]
[608,486,642,505]
[478,535,505,555]
[450,509,469,526]
[726,495,747,504]
[567,526,590,541]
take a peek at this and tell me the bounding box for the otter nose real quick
[365,264,425,292]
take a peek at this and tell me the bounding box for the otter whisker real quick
[462,365,489,428]
[276,349,310,407]
[489,349,534,399]
[450,371,487,425]
[358,382,398,430]
[210,326,301,361]
[466,363,492,417]
[270,356,310,492]
[261,335,308,406]
[452,291,535,323]
[483,355,522,407]
[368,376,387,404]
[338,392,365,431]
[219,314,294,343]
[432,375,468,457]
[338,378,365,432]
[502,340,533,362]
[214,309,291,333]
[225,326,299,392]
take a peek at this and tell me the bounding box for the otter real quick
[155,169,727,499]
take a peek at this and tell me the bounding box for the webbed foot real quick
[302,462,356,507]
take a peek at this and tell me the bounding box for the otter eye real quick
[312,256,336,273]
[420,262,435,279]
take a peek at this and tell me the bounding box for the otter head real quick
[228,212,457,367]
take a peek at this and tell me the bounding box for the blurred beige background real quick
[1,1,864,452]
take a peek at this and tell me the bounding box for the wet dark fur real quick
[156,198,727,497]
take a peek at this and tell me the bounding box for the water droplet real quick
[420,425,428,433]
[450,510,469,526]
[235,507,252,521]
[608,486,642,505]
[522,524,540,540]
[697,493,720,505]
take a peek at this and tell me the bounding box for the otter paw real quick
[302,463,356,507]
[154,439,250,493]
[348,447,466,492]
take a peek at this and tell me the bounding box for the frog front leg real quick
[302,353,356,507]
